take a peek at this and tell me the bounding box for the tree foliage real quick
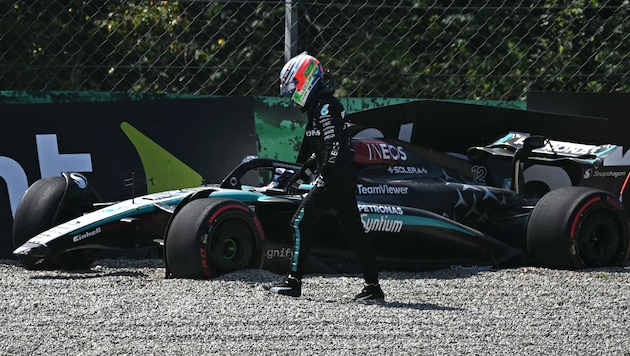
[0,0,627,100]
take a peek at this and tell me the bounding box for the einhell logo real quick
[72,227,102,243]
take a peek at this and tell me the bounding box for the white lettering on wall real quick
[0,157,28,217]
[1,134,93,218]
[37,134,93,177]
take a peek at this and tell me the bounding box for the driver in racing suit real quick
[265,52,384,301]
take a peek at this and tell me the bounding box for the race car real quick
[12,128,630,278]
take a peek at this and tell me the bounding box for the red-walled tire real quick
[526,187,630,269]
[165,198,263,279]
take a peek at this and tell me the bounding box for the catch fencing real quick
[1,1,628,100]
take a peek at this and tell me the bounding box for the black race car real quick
[12,128,630,278]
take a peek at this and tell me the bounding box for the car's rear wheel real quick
[165,198,262,279]
[12,174,99,270]
[526,187,630,269]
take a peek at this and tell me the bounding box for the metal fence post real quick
[284,0,298,63]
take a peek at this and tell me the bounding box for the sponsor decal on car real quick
[360,214,403,233]
[272,162,303,171]
[592,170,627,178]
[72,227,102,243]
[265,248,294,260]
[387,166,427,175]
[357,184,409,195]
[583,168,628,179]
[366,143,407,161]
[535,141,608,157]
[353,140,410,165]
[358,204,404,215]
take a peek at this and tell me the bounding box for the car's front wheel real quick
[165,198,263,279]
[12,174,100,270]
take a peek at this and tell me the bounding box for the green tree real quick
[0,0,627,99]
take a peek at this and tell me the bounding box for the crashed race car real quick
[12,128,630,278]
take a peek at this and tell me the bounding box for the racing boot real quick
[265,275,302,297]
[353,283,385,302]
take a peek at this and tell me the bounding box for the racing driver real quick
[265,52,385,302]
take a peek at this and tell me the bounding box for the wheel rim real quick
[222,238,237,260]
[577,211,622,266]
[208,218,253,273]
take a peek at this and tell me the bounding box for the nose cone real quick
[13,242,49,257]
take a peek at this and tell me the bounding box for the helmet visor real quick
[280,79,297,97]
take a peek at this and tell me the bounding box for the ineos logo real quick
[366,143,407,161]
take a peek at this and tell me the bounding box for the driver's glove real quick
[285,175,304,195]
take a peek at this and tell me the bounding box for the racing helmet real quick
[280,52,324,107]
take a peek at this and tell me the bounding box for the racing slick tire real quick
[526,186,630,269]
[165,198,262,279]
[12,174,100,270]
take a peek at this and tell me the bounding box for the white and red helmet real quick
[279,52,325,107]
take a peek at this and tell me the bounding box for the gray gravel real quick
[0,259,628,355]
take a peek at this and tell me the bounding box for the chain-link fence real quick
[1,1,629,100]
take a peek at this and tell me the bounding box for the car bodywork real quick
[12,129,630,277]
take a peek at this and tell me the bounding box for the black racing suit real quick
[289,92,379,284]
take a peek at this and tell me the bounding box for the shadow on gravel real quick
[380,267,495,281]
[29,270,148,280]
[308,298,465,311]
[377,301,465,311]
[576,266,630,274]
[333,299,465,311]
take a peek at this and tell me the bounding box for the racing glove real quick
[285,167,313,195]
[286,175,304,195]
[285,153,316,194]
